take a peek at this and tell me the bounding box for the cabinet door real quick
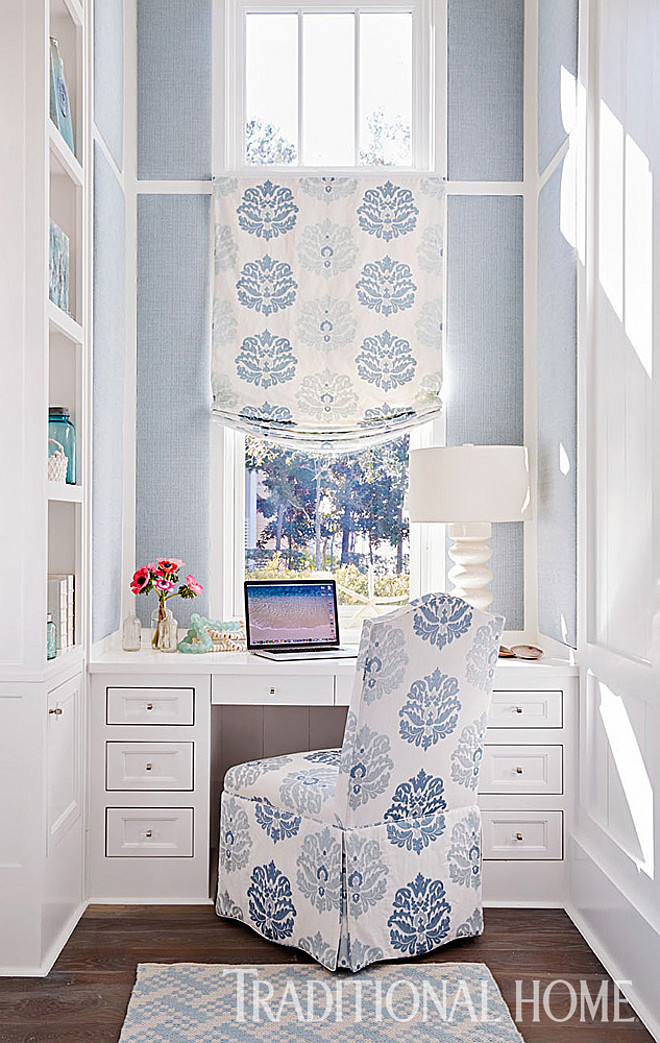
[47,674,83,850]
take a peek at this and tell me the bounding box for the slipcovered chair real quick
[216,593,504,971]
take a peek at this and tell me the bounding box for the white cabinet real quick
[89,673,210,902]
[47,675,83,848]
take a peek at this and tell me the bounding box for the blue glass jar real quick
[48,407,76,484]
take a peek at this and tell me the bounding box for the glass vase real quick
[151,604,178,652]
[122,614,142,652]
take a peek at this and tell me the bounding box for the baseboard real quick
[87,896,214,905]
[567,837,660,1042]
[484,899,565,909]
[0,900,89,978]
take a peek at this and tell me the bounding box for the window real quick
[225,1,433,169]
[245,436,411,606]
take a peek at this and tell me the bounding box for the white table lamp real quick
[408,445,531,610]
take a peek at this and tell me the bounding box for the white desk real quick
[88,650,577,907]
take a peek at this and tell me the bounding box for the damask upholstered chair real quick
[216,593,504,972]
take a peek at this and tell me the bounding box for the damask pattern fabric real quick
[216,594,504,971]
[212,176,445,449]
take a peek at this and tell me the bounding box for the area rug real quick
[119,963,525,1042]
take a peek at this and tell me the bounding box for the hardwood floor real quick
[0,906,654,1043]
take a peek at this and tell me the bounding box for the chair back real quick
[336,593,505,828]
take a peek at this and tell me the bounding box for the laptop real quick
[244,579,358,661]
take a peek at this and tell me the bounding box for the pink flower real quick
[153,576,175,593]
[130,566,151,595]
[158,558,184,574]
[185,575,203,595]
[147,562,158,573]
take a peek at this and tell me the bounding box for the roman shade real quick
[211,175,445,450]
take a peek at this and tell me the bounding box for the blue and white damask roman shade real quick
[212,175,445,450]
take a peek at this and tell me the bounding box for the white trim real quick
[120,0,139,627]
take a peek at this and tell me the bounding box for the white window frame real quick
[209,0,447,621]
[219,0,436,172]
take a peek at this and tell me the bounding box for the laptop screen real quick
[244,580,339,650]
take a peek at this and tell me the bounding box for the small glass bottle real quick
[122,614,142,652]
[48,407,76,484]
[46,614,57,660]
[151,606,178,652]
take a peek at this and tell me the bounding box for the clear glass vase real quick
[151,604,178,652]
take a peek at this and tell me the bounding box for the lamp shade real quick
[408,445,531,523]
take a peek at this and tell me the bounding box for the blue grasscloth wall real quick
[134,0,577,637]
[93,0,125,642]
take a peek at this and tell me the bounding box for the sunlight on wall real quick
[598,678,654,879]
[624,133,653,379]
[558,442,571,475]
[598,99,624,320]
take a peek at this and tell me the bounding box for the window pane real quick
[246,14,298,165]
[359,13,413,166]
[245,437,410,607]
[302,14,355,166]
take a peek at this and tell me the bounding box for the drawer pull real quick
[145,763,153,771]
[48,707,63,716]
[145,830,153,838]
[515,706,524,714]
[269,686,276,696]
[515,832,524,841]
[515,766,524,775]
[146,703,154,711]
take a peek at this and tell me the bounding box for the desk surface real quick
[89,646,578,678]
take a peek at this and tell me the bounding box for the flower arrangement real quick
[130,559,203,650]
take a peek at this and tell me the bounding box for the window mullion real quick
[297,10,304,165]
[354,11,361,166]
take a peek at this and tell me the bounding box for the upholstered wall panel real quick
[92,144,126,641]
[538,0,578,173]
[136,194,211,623]
[445,194,525,629]
[537,160,577,645]
[447,0,524,182]
[94,0,124,169]
[137,0,213,180]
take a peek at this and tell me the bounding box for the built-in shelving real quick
[46,0,87,675]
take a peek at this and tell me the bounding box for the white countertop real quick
[89,645,578,677]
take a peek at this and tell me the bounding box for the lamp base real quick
[447,521,493,611]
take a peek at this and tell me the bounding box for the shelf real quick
[49,122,83,186]
[48,300,83,344]
[47,481,83,503]
[44,643,84,686]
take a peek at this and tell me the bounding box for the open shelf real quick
[47,481,83,503]
[48,300,83,344]
[49,121,83,186]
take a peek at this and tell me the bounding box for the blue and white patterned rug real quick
[119,963,525,1042]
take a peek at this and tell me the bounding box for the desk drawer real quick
[212,674,333,706]
[106,687,194,725]
[482,811,563,860]
[106,807,194,857]
[480,745,562,794]
[488,690,563,729]
[106,742,194,791]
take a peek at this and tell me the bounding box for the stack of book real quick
[47,574,75,650]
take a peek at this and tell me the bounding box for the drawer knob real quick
[145,763,153,771]
[146,703,154,711]
[145,830,153,838]
[515,706,524,714]
[515,766,524,775]
[515,832,524,841]
[269,686,276,696]
[48,707,63,716]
